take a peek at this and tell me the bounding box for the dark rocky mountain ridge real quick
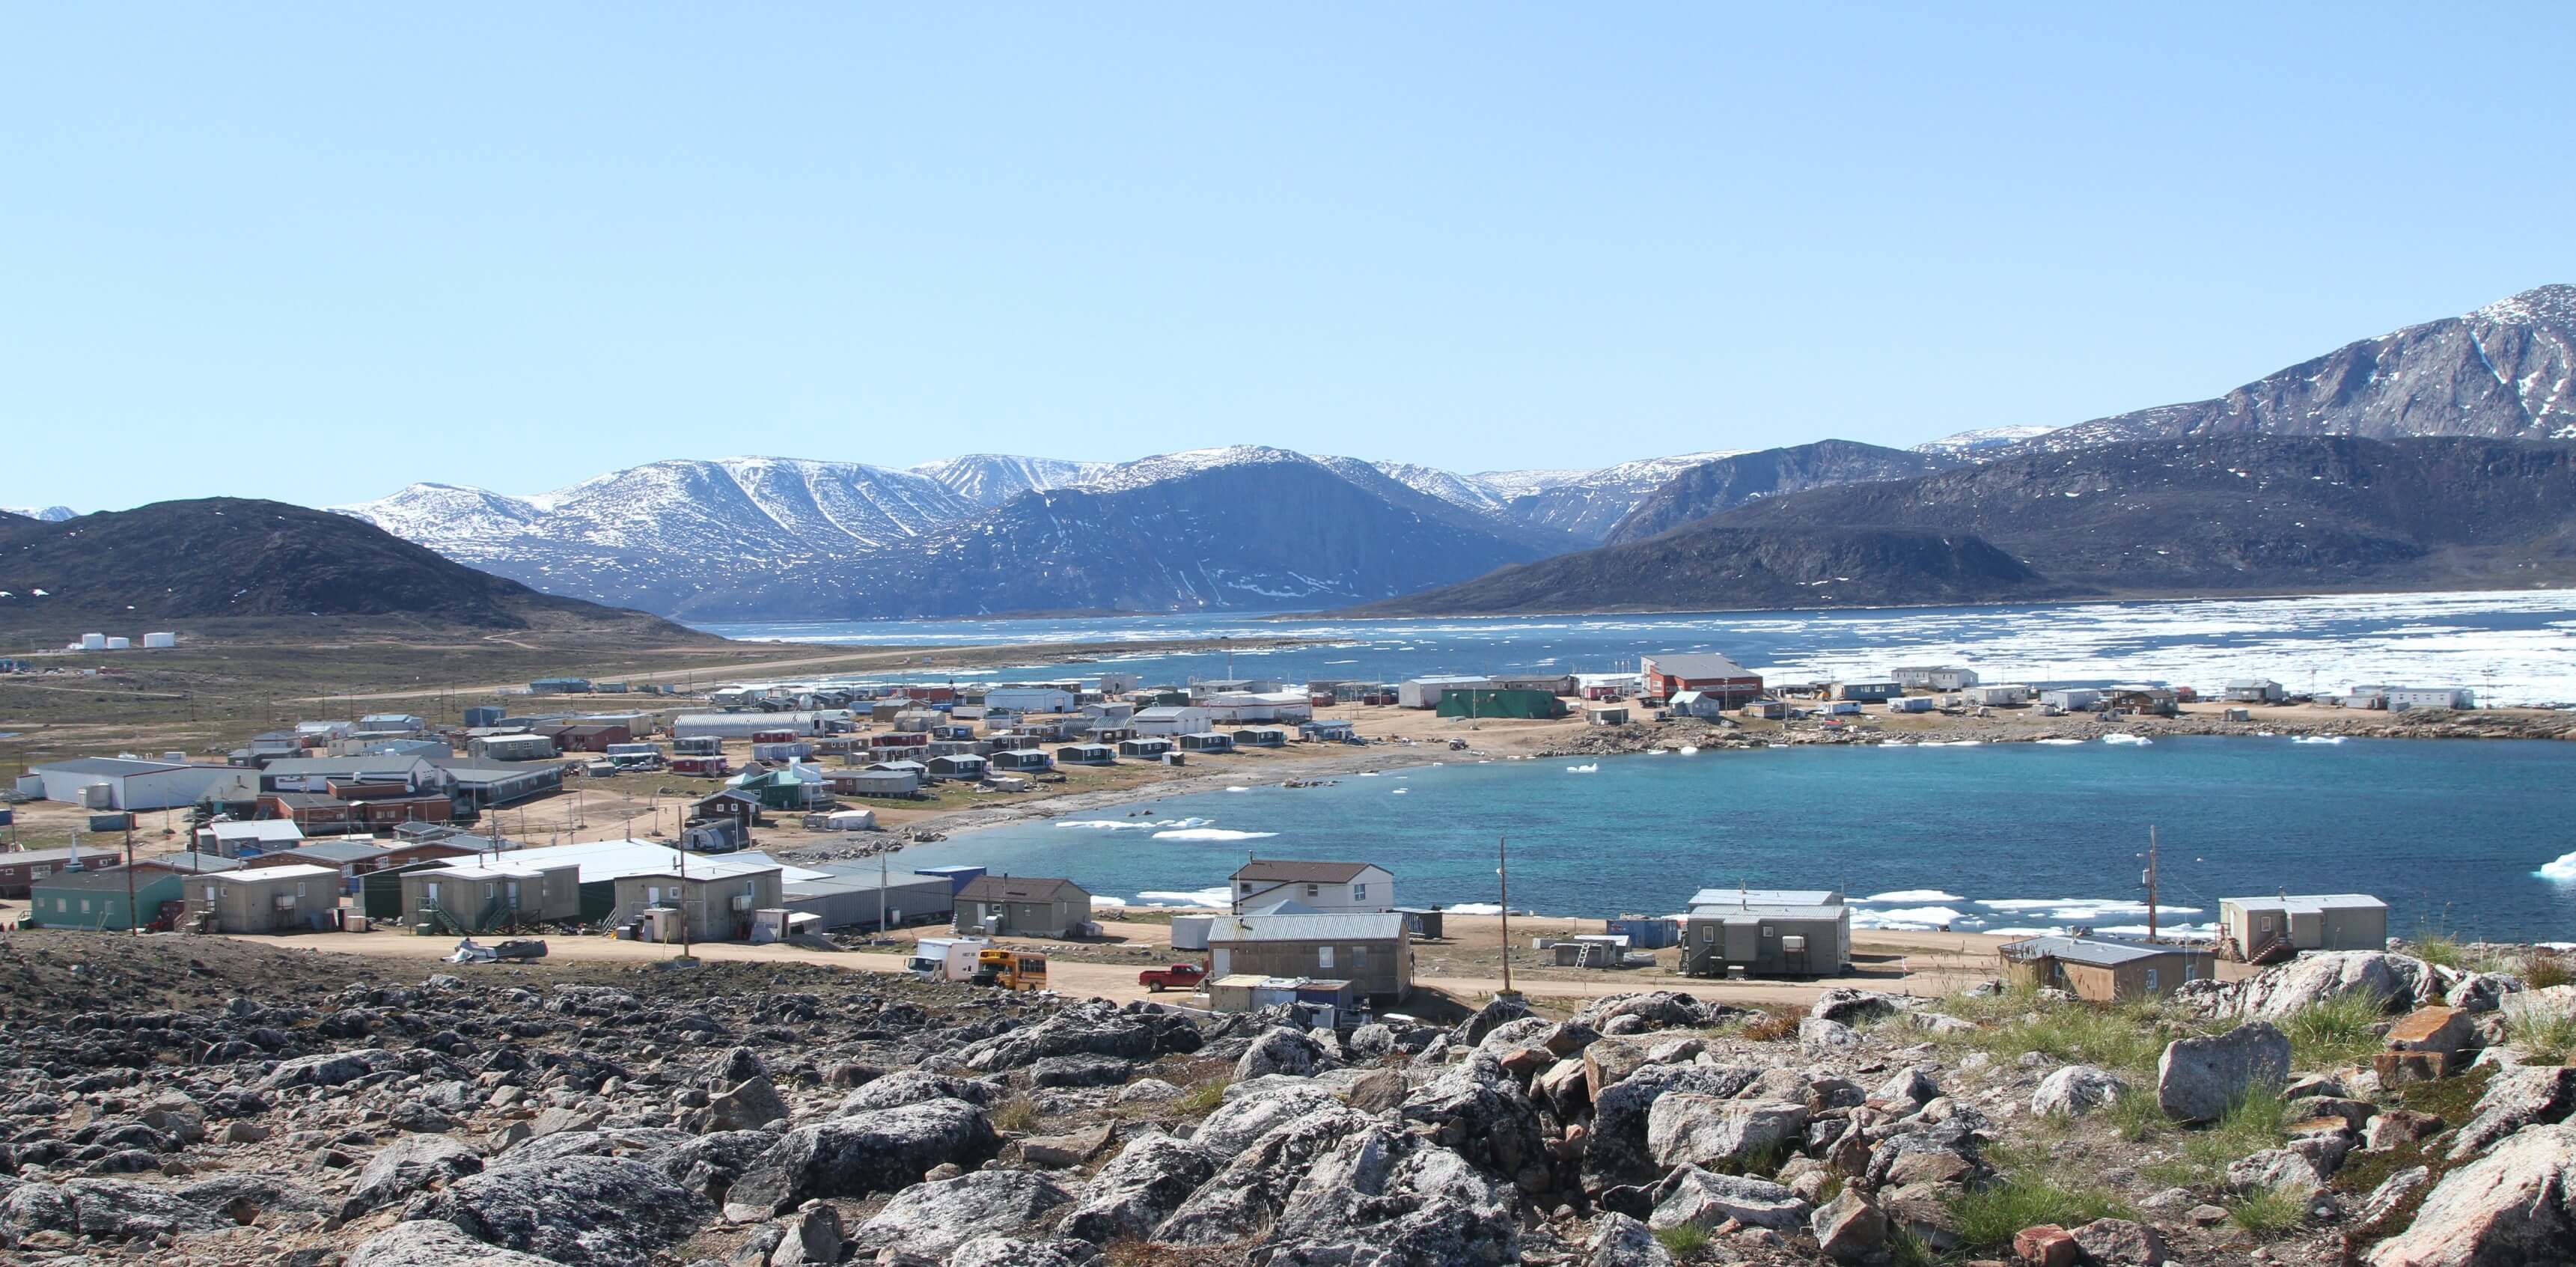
[1601,440,1963,546]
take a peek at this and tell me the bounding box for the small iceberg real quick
[2536,849,2576,882]
[1677,745,1698,754]
[2102,733,2153,746]
[1391,787,1409,795]
[1646,748,1668,755]
[2033,738,2084,745]
[1566,763,1600,773]
[2291,735,2346,745]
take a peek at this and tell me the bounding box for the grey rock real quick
[260,1049,401,1090]
[1585,1063,1762,1188]
[1236,1025,1329,1081]
[349,1133,483,1212]
[2156,1021,2291,1123]
[1451,995,1534,1047]
[2232,952,2430,1019]
[730,1099,1000,1212]
[1263,1123,1519,1267]
[2031,1065,2130,1118]
[403,1153,710,1266]
[1582,1211,1673,1267]
[853,1170,1072,1261]
[1192,1082,1342,1158]
[1798,1016,1861,1053]
[2072,1217,2168,1266]
[709,1075,790,1132]
[1875,1066,1939,1108]
[1061,1129,1218,1243]
[1,1177,229,1240]
[2227,1147,2328,1194]
[2366,1123,2576,1267]
[343,1219,565,1267]
[2351,1164,2432,1239]
[1028,1054,1132,1088]
[953,998,1200,1072]
[2444,971,2525,1013]
[946,1236,1101,1267]
[1646,1164,1812,1234]
[838,1070,1002,1114]
[1810,989,1902,1025]
[1572,992,1710,1032]
[2449,1065,2576,1158]
[1155,1105,1376,1245]
[1399,1053,1553,1193]
[1646,1094,1809,1170]
[1810,1188,1887,1263]
[658,1130,784,1202]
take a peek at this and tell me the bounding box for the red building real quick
[1640,653,1765,708]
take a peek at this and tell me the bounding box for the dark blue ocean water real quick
[893,736,2576,943]
[695,589,2576,706]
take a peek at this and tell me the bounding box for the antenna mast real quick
[2146,825,2159,942]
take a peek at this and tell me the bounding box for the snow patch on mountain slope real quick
[1,505,79,522]
[1071,446,1320,494]
[1912,425,2063,458]
[910,454,1112,507]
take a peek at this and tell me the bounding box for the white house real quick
[2039,687,2102,711]
[2384,688,2475,712]
[986,686,1077,714]
[1397,676,1491,709]
[1667,690,1732,719]
[1200,691,1314,724]
[195,819,307,857]
[1964,683,2032,706]
[1890,665,1980,691]
[1229,859,1396,914]
[1130,706,1213,736]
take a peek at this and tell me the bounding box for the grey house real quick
[1681,888,1852,978]
[1206,912,1413,1001]
[953,875,1093,938]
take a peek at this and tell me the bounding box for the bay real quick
[894,736,2576,943]
[695,588,2576,706]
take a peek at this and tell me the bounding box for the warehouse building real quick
[1639,653,1765,709]
[781,866,956,932]
[25,757,238,811]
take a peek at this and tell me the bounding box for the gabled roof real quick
[32,865,168,893]
[1232,859,1384,884]
[957,875,1088,903]
[202,820,305,843]
[135,852,247,874]
[263,840,389,864]
[260,756,433,778]
[1208,912,1407,942]
[0,846,124,867]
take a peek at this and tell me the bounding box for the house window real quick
[425,882,441,904]
[30,866,47,880]
[79,899,92,914]
[1241,882,1254,894]
[1761,924,1775,938]
[1352,945,1369,973]
[2145,968,2160,992]
[1353,883,1367,902]
[1318,946,1335,970]
[55,898,68,912]
[1306,884,1319,897]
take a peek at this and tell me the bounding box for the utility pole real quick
[1497,834,1515,1000]
[679,838,692,960]
[878,853,888,938]
[123,819,137,935]
[2145,825,2160,942]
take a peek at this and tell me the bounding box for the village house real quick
[28,865,186,931]
[1178,731,1236,754]
[397,861,582,932]
[2000,935,2206,1001]
[2224,679,2286,704]
[195,819,306,858]
[613,861,787,942]
[2039,687,2102,712]
[1963,683,2033,707]
[1206,912,1412,1001]
[258,754,445,796]
[1680,888,1852,978]
[0,846,124,899]
[1667,690,1732,720]
[467,733,558,763]
[181,864,343,933]
[2384,687,2476,711]
[1117,736,1176,759]
[1739,699,1787,720]
[954,875,1093,938]
[1229,727,1291,748]
[1395,676,1490,709]
[242,840,395,888]
[1130,706,1214,736]
[1435,689,1566,719]
[986,686,1077,714]
[1298,719,1356,742]
[543,723,632,753]
[989,748,1055,773]
[1190,677,1287,699]
[433,757,566,808]
[924,753,989,781]
[1639,653,1765,709]
[1830,680,1902,703]
[358,712,427,733]
[2108,686,2180,716]
[1889,665,1980,691]
[2218,893,2389,961]
[1228,859,1396,914]
[830,767,921,798]
[1054,742,1116,766]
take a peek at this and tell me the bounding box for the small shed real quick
[1587,706,1630,726]
[2000,935,2206,1001]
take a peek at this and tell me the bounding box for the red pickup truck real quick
[1138,962,1206,992]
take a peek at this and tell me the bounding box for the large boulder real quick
[1584,1063,1762,1188]
[1810,989,1902,1025]
[956,999,1201,1072]
[1799,1017,1863,1054]
[2448,1066,2576,1158]
[1236,1026,1329,1081]
[1,1178,228,1241]
[1029,1054,1133,1088]
[1400,1054,1553,1193]
[1646,1095,1809,1170]
[837,1070,1002,1114]
[655,1130,787,1203]
[1155,1104,1376,1245]
[1061,1129,1219,1243]
[348,1134,484,1213]
[1646,1165,1812,1234]
[2232,952,2431,1019]
[1264,1125,1520,1266]
[947,1237,1100,1267]
[2155,1022,2290,1123]
[706,1074,790,1132]
[1811,1188,1887,1263]
[2031,1066,2131,1118]
[343,1220,565,1267]
[260,1048,403,1089]
[2366,1123,2576,1266]
[851,1170,1073,1261]
[1193,1082,1344,1158]
[402,1154,709,1267]
[729,1099,999,1212]
[1573,992,1710,1033]
[1452,995,1535,1047]
[1583,1212,1673,1266]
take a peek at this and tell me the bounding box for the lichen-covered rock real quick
[1236,1025,1329,1081]
[2366,1123,2576,1267]
[851,1170,1073,1261]
[1264,1123,1519,1267]
[1646,1165,1811,1234]
[1582,1211,1673,1267]
[2031,1065,2129,1118]
[837,1069,1003,1114]
[1810,1188,1887,1263]
[1028,1054,1132,1088]
[343,1219,566,1267]
[1646,1095,1808,1170]
[260,1048,403,1089]
[946,1236,1101,1267]
[2156,1022,2290,1123]
[403,1153,709,1266]
[2447,1065,2576,1158]
[348,1133,483,1212]
[1400,1053,1552,1193]
[1060,1129,1218,1243]
[1799,1016,1862,1054]
[4,1176,232,1242]
[955,999,1200,1072]
[2232,953,2431,1019]
[1584,1063,1762,1188]
[1192,1082,1343,1158]
[1154,1104,1375,1245]
[727,1099,1000,1213]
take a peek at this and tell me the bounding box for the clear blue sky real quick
[7,4,2572,511]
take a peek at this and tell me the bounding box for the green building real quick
[28,867,183,932]
[1434,689,1568,720]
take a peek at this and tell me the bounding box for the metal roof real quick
[1643,653,1754,678]
[501,838,826,885]
[260,756,432,778]
[135,852,246,874]
[958,875,1088,903]
[1233,859,1384,883]
[1691,903,1847,923]
[31,866,162,893]
[1687,888,1843,909]
[33,757,192,777]
[203,820,305,842]
[212,864,341,883]
[2003,935,2182,967]
[2221,894,2387,914]
[265,841,390,864]
[1208,912,1407,942]
[0,846,125,867]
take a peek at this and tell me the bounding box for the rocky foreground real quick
[1,935,2572,1267]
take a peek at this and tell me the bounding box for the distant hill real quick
[1355,436,2576,614]
[909,454,1111,508]
[0,498,709,640]
[669,447,1556,620]
[1911,425,2062,458]
[2024,285,2576,451]
[1,505,78,522]
[1602,440,1960,546]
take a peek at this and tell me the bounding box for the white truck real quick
[906,937,988,983]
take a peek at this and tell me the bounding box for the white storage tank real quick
[1169,914,1215,951]
[79,632,107,650]
[104,636,132,650]
[143,632,177,648]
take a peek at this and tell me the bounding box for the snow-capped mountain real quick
[1470,468,1592,499]
[909,454,1111,507]
[1911,425,2062,458]
[1,505,79,522]
[333,483,548,553]
[1321,458,1513,516]
[1487,451,1752,543]
[2024,284,2576,451]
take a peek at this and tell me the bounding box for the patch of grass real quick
[2142,1084,2291,1188]
[1936,982,2049,1025]
[2408,932,2469,970]
[1174,1079,1228,1116]
[1815,1173,1845,1205]
[2527,955,2574,990]
[991,1096,1039,1132]
[2278,992,2391,1069]
[2102,1084,2168,1144]
[2506,1006,2576,1063]
[1739,1007,1800,1043]
[1950,1167,2134,1251]
[1885,1227,1938,1267]
[1706,1140,1792,1178]
[2390,1063,2494,1123]
[1937,999,2175,1074]
[1652,1224,1710,1256]
[2228,1185,2311,1236]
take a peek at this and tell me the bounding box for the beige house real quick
[2218,894,2389,960]
[183,864,341,933]
[398,861,582,934]
[611,864,784,944]
[954,875,1093,938]
[1206,912,1411,1001]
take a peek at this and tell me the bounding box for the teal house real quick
[29,867,183,931]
